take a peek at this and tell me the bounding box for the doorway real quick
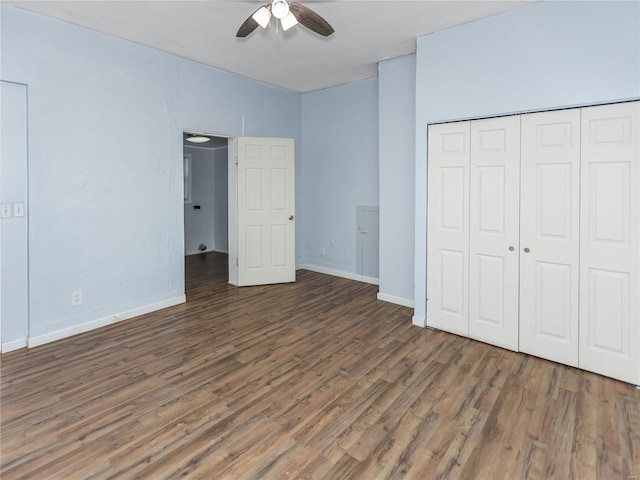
[182,132,229,259]
[182,134,297,290]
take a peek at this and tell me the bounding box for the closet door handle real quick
[524,247,530,253]
[508,246,515,251]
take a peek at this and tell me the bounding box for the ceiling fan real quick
[236,0,335,38]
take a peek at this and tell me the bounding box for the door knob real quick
[289,215,294,220]
[508,246,514,251]
[524,247,530,253]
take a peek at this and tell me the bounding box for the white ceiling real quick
[5,0,535,93]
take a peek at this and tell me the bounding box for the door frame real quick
[228,137,239,285]
[182,129,235,286]
[1,80,30,353]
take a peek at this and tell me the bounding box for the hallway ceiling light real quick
[186,134,211,144]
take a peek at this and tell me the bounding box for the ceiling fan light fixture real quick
[236,0,334,38]
[252,6,271,28]
[271,0,289,19]
[280,12,298,31]
[186,134,211,144]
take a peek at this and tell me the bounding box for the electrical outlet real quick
[320,247,326,256]
[71,290,82,306]
[1,204,11,218]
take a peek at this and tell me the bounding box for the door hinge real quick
[236,257,239,267]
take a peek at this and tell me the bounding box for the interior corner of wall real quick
[412,315,426,328]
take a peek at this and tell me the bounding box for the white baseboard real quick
[376,292,414,308]
[300,263,379,285]
[1,337,28,353]
[412,315,426,328]
[27,295,186,348]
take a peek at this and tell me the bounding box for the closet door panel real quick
[468,116,520,351]
[580,101,639,385]
[427,122,470,336]
[520,109,580,366]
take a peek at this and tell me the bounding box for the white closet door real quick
[519,109,581,367]
[579,101,639,385]
[427,121,470,336]
[468,116,520,351]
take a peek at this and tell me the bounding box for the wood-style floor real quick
[1,252,639,479]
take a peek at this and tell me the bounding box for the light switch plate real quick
[1,204,11,218]
[13,203,25,217]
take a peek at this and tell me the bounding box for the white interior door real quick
[519,109,581,367]
[579,101,639,384]
[468,116,520,351]
[236,137,295,287]
[427,121,470,336]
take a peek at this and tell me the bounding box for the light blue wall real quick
[301,79,379,275]
[1,5,301,340]
[378,55,416,305]
[10,1,636,340]
[414,1,640,324]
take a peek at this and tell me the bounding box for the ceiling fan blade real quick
[289,2,334,36]
[236,8,262,37]
[236,16,259,37]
